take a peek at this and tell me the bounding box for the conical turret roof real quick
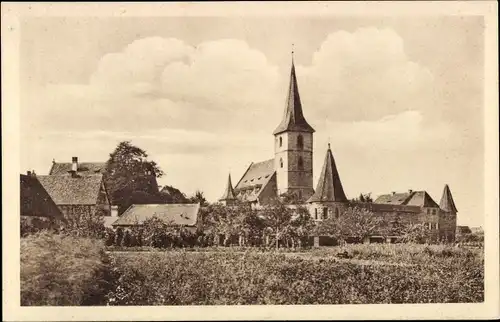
[219,173,237,201]
[273,58,315,135]
[308,144,347,203]
[439,184,458,213]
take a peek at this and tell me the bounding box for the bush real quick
[21,231,118,306]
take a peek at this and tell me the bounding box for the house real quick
[20,172,65,227]
[37,171,111,221]
[112,203,202,233]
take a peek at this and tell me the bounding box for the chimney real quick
[71,157,78,172]
[408,189,413,194]
[31,169,36,177]
[27,171,31,176]
[110,205,119,217]
[392,191,396,195]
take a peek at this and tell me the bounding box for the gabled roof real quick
[219,174,237,201]
[273,60,315,135]
[308,144,347,203]
[439,184,458,213]
[374,190,440,208]
[404,191,440,208]
[20,174,65,220]
[37,174,104,205]
[234,159,276,202]
[112,203,200,227]
[49,162,106,176]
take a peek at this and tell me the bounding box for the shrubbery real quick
[20,231,118,306]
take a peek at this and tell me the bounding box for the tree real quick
[337,206,384,243]
[289,205,315,248]
[261,200,294,250]
[189,190,208,206]
[159,185,189,203]
[351,193,373,203]
[104,141,165,215]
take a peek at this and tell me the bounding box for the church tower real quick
[273,54,315,202]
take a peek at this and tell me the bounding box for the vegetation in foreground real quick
[21,232,483,306]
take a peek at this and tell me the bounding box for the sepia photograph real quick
[2,1,499,321]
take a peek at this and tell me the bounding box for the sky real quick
[19,16,485,227]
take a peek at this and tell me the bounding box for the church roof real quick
[219,173,237,201]
[439,184,458,213]
[374,190,439,208]
[308,144,348,203]
[273,60,315,135]
[234,159,276,202]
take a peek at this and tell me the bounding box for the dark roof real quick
[37,174,104,205]
[374,190,439,208]
[273,60,315,135]
[234,159,276,202]
[49,162,106,175]
[112,203,200,227]
[219,174,237,201]
[308,144,347,203]
[20,174,65,220]
[439,184,458,213]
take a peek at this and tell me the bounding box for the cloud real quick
[297,27,436,122]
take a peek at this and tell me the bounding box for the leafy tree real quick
[289,205,315,248]
[351,193,373,203]
[336,206,384,243]
[160,185,189,203]
[189,190,208,206]
[114,228,124,246]
[104,141,165,215]
[261,200,294,250]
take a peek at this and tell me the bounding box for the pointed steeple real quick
[273,54,315,135]
[219,173,237,202]
[439,184,458,213]
[308,144,347,203]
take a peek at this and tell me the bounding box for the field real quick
[21,233,484,306]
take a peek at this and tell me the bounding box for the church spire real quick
[273,51,315,135]
[439,184,458,213]
[219,173,237,203]
[307,144,347,203]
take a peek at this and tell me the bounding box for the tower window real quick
[314,208,318,220]
[323,207,328,220]
[279,137,283,147]
[335,208,339,219]
[297,135,304,149]
[280,158,283,168]
[298,156,304,170]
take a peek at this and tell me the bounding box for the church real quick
[218,55,458,243]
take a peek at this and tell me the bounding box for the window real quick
[279,137,283,147]
[297,135,304,149]
[432,209,437,215]
[323,207,328,220]
[314,209,318,220]
[280,158,283,168]
[298,156,304,170]
[335,208,340,219]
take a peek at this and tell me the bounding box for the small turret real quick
[219,173,237,206]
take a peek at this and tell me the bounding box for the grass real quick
[108,243,484,305]
[21,233,484,306]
